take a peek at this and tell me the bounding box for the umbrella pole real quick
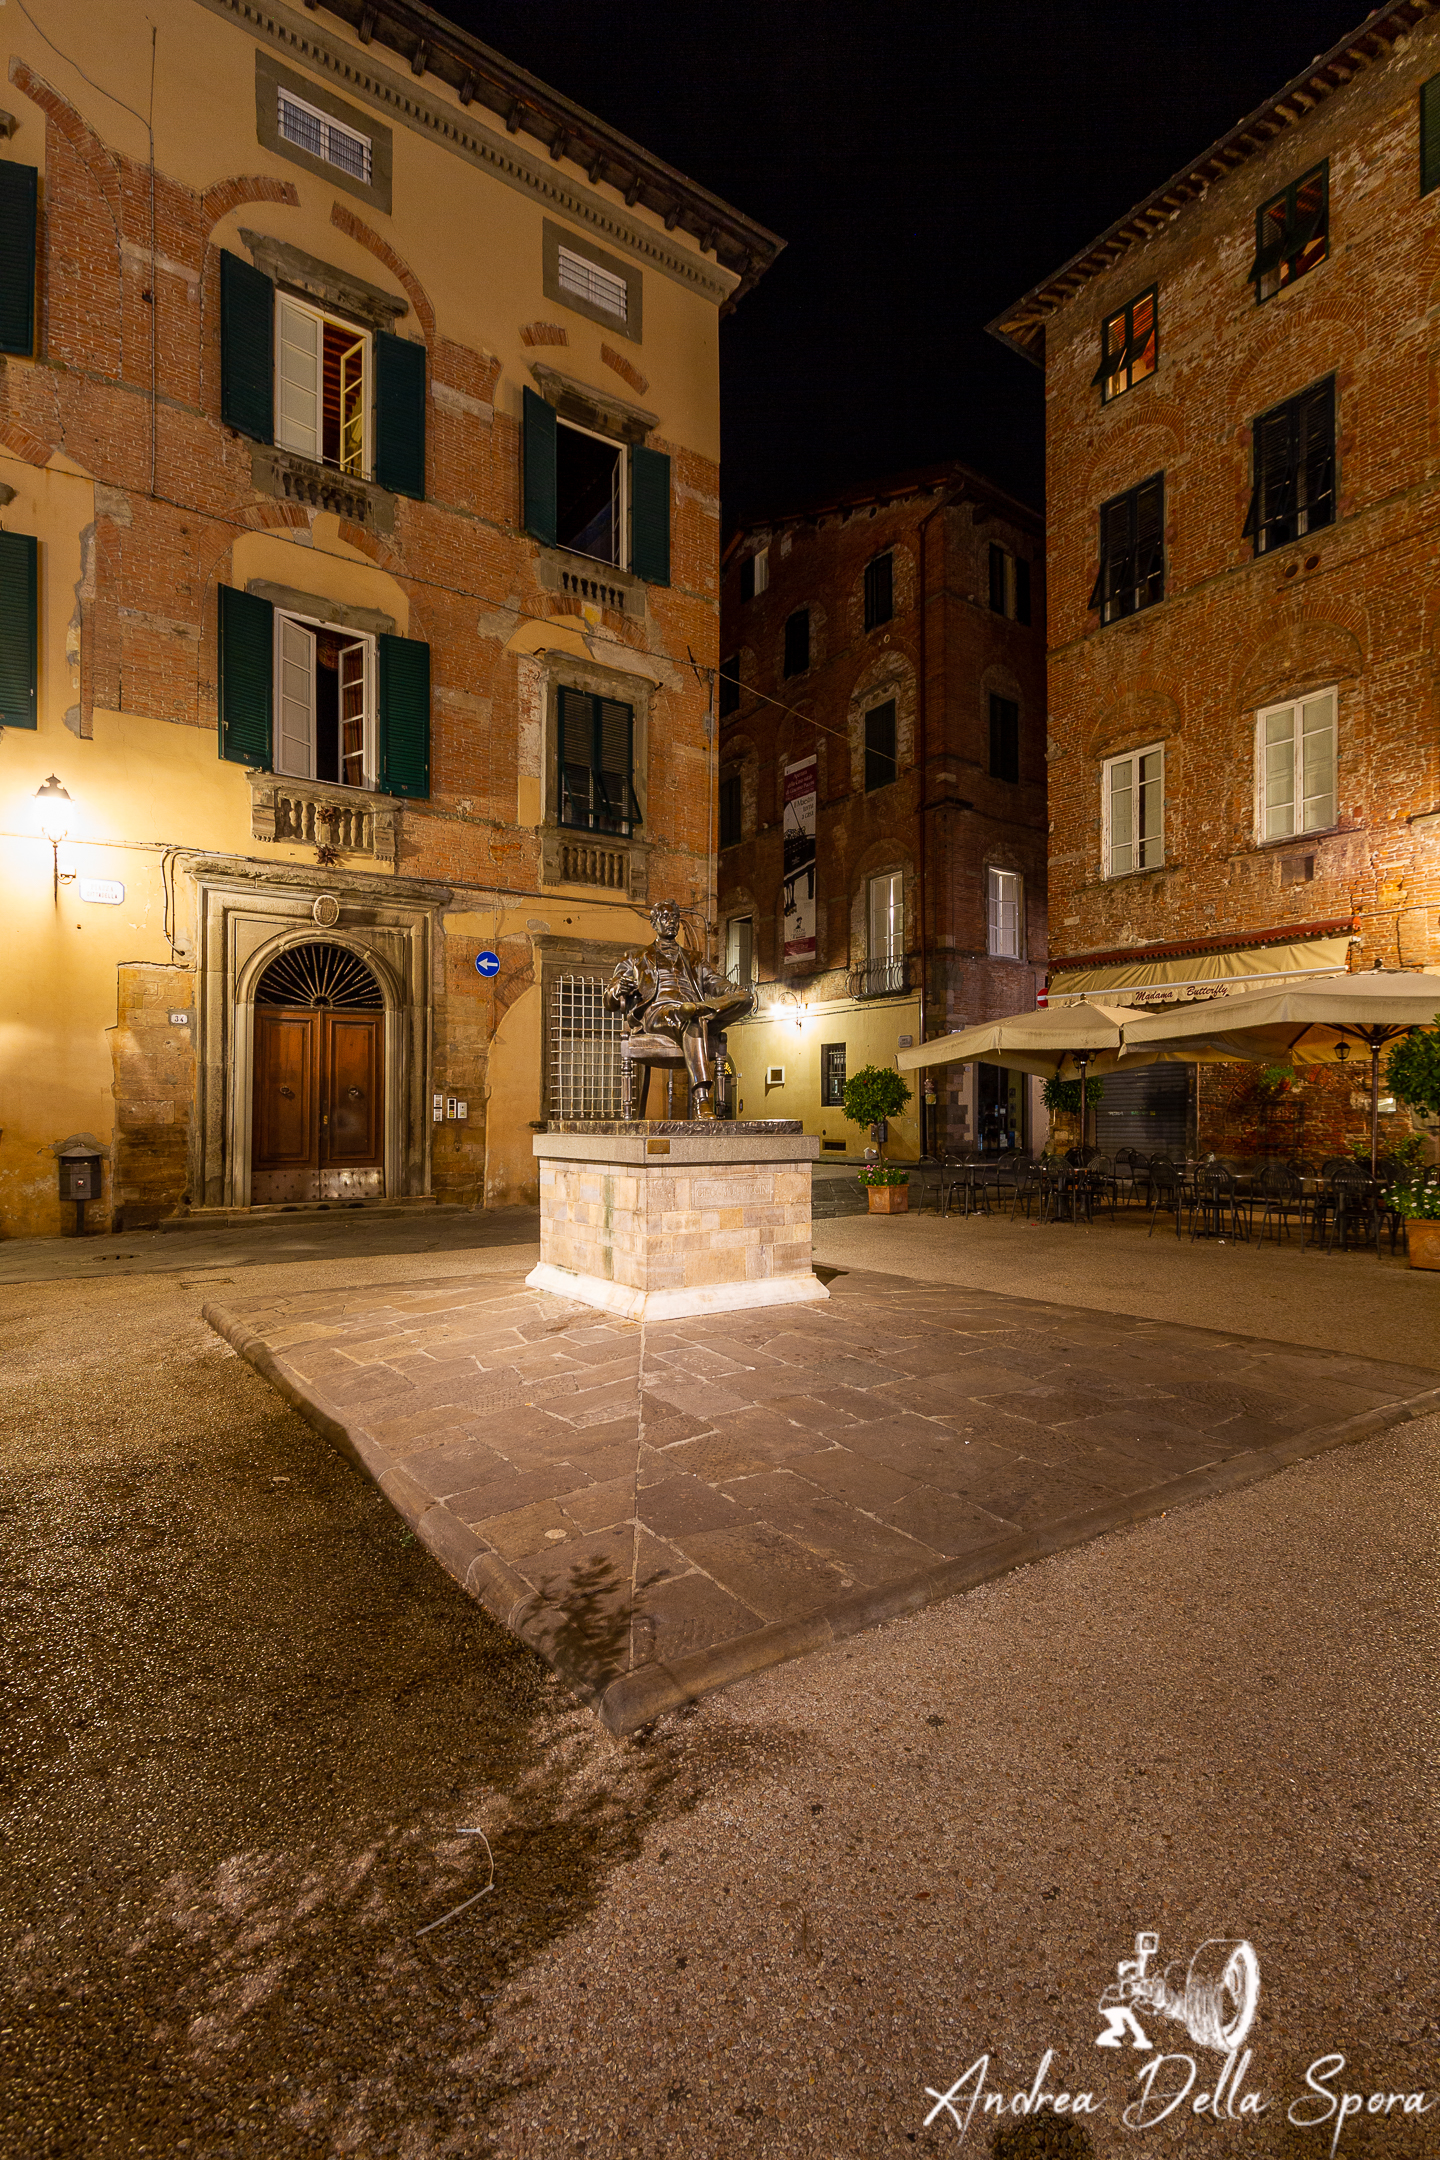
[1370,1038,1381,1178]
[1078,1053,1089,1154]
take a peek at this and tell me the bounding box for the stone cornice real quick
[194,0,781,309]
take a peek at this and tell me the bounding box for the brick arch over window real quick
[1087,685,1182,763]
[846,652,916,789]
[1075,409,1185,510]
[1232,618,1364,714]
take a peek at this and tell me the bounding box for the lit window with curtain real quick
[1257,690,1336,841]
[724,916,754,985]
[1093,286,1158,402]
[1104,743,1164,876]
[866,870,904,993]
[275,295,369,475]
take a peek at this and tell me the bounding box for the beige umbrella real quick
[1122,969,1440,1173]
[896,1001,1155,1153]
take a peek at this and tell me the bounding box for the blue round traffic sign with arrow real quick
[475,950,500,978]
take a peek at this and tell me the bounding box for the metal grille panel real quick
[549,974,624,1121]
[255,942,382,1009]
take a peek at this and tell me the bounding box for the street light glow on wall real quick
[33,775,75,901]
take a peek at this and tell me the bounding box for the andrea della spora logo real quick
[924,1928,1435,2149]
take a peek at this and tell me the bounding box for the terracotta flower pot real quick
[867,1184,909,1214]
[1406,1218,1440,1270]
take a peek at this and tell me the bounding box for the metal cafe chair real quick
[1190,1160,1249,1242]
[1256,1163,1305,1245]
[1324,1164,1376,1255]
[1113,1146,1146,1206]
[1146,1155,1185,1239]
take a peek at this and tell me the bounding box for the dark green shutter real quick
[0,531,38,727]
[0,164,38,358]
[220,250,274,442]
[1015,556,1031,626]
[375,330,426,498]
[523,387,557,545]
[630,443,670,585]
[379,632,430,799]
[217,585,273,767]
[1425,76,1440,196]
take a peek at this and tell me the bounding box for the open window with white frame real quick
[987,867,1023,958]
[1256,688,1336,842]
[274,610,376,790]
[724,915,754,985]
[275,292,371,477]
[1103,741,1164,876]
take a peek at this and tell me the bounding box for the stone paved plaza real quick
[206,1263,1440,1731]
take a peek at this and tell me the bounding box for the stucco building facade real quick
[990,0,1440,1159]
[0,0,779,1236]
[716,466,1047,1160]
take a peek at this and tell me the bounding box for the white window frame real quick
[556,415,629,571]
[987,866,1023,959]
[272,609,377,792]
[1255,687,1337,843]
[277,87,373,184]
[556,244,628,323]
[274,293,372,479]
[868,870,903,962]
[724,915,755,986]
[1103,740,1165,878]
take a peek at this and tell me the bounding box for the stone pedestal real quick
[526,1120,828,1322]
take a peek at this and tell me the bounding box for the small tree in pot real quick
[843,1065,913,1210]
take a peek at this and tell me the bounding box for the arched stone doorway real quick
[251,942,385,1203]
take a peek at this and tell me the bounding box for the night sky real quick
[440,2,1371,527]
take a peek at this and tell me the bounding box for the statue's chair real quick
[618,1017,729,1120]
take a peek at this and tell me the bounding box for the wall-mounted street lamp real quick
[34,774,75,901]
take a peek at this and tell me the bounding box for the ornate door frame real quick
[185,860,449,1211]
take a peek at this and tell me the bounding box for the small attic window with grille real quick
[1251,162,1328,302]
[557,244,628,323]
[277,88,372,184]
[1093,286,1157,402]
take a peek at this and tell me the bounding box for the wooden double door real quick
[252,1007,384,1204]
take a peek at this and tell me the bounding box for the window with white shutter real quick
[1104,743,1165,876]
[987,868,1022,958]
[1256,690,1336,842]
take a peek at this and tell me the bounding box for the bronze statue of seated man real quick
[604,899,756,1119]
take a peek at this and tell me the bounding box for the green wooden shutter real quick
[220,250,274,442]
[558,685,592,826]
[523,387,557,545]
[1425,76,1440,196]
[217,585,273,767]
[630,443,670,585]
[597,696,635,832]
[0,531,38,728]
[1015,556,1031,625]
[379,632,430,798]
[0,163,38,357]
[374,330,426,498]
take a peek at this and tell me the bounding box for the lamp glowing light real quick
[33,775,75,900]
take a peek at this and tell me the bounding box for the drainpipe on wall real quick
[915,482,966,1156]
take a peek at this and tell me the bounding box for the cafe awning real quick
[1046,934,1354,1004]
[895,1000,1146,1079]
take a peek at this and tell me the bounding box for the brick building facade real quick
[0,0,778,1235]
[989,0,1440,1160]
[716,466,1047,1159]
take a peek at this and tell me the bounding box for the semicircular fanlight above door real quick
[254,941,383,1010]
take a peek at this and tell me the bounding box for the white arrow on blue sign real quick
[475,950,500,977]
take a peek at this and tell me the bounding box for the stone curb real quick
[204,1300,1440,1741]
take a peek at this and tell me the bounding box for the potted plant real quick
[842,1064,913,1211]
[857,1160,910,1213]
[1389,1175,1440,1269]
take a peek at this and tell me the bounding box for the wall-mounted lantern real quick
[33,775,75,901]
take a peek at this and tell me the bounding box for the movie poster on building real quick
[782,755,817,966]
